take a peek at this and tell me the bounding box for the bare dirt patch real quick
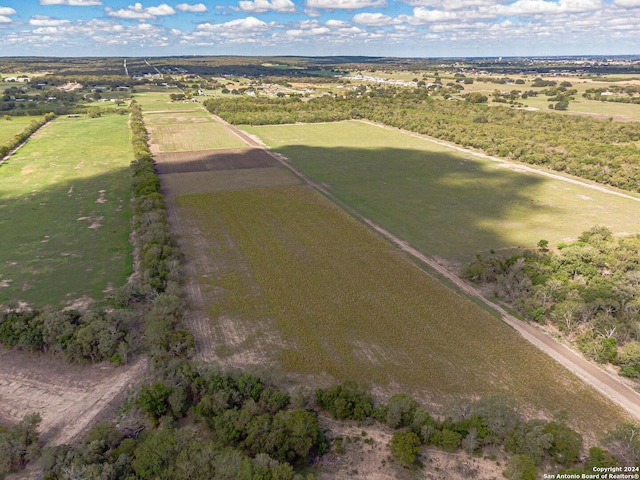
[77,215,103,230]
[0,348,147,445]
[154,148,280,174]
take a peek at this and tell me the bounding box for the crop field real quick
[135,95,247,153]
[243,121,640,262]
[155,148,300,196]
[0,114,133,306]
[175,185,625,432]
[0,116,42,145]
[149,121,247,152]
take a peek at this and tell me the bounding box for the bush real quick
[390,430,421,465]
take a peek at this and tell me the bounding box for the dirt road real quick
[209,113,640,420]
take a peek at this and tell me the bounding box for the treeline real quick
[464,227,640,375]
[38,375,640,479]
[41,367,323,480]
[0,112,55,159]
[0,102,189,367]
[204,91,640,193]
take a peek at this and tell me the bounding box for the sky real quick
[0,0,638,58]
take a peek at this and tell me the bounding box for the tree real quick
[386,393,418,429]
[503,455,537,480]
[466,92,488,103]
[505,420,553,464]
[605,423,640,466]
[0,413,42,476]
[544,421,582,466]
[390,430,421,465]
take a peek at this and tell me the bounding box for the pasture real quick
[243,121,640,262]
[0,114,133,306]
[0,116,42,145]
[176,185,625,432]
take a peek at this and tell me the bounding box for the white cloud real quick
[236,0,296,13]
[196,16,271,32]
[352,12,397,25]
[105,2,176,19]
[29,15,71,26]
[485,0,602,16]
[613,0,640,6]
[40,0,102,5]
[306,0,387,9]
[0,15,12,23]
[325,19,351,26]
[0,7,16,15]
[400,7,459,23]
[175,3,208,12]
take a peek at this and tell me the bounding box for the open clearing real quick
[243,120,640,262]
[174,185,626,433]
[0,348,146,445]
[0,114,133,306]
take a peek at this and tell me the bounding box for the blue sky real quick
[0,0,638,57]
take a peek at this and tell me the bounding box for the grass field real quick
[133,89,203,112]
[0,116,42,145]
[0,114,133,306]
[242,121,640,261]
[177,185,626,432]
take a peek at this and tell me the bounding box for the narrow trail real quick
[210,113,640,420]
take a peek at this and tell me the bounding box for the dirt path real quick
[209,114,640,421]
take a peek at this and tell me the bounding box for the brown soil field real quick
[0,348,146,445]
[154,147,280,174]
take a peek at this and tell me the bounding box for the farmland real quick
[135,88,634,434]
[174,184,625,432]
[0,114,133,306]
[2,56,639,478]
[243,120,640,262]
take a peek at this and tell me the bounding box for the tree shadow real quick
[232,145,556,261]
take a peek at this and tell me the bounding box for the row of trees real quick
[0,112,55,158]
[205,91,640,192]
[41,367,323,480]
[0,103,188,368]
[464,227,640,374]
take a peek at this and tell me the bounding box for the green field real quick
[0,114,133,306]
[133,89,203,112]
[0,116,42,145]
[177,185,625,431]
[243,121,640,261]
